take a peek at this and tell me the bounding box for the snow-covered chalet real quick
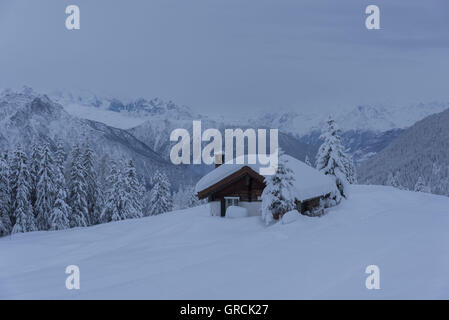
[195,154,338,218]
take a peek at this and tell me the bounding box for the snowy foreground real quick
[1,185,449,299]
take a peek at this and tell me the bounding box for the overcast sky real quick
[1,0,449,115]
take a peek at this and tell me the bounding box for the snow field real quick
[1,185,449,299]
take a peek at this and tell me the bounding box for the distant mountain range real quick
[49,88,449,133]
[50,88,319,166]
[45,88,449,163]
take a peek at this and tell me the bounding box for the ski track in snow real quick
[1,185,449,299]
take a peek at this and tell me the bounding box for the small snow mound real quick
[281,210,300,224]
[225,206,249,219]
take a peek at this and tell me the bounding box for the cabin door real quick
[220,199,225,217]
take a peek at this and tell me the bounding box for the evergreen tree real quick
[121,160,143,219]
[82,140,100,225]
[0,153,12,236]
[147,170,173,216]
[55,140,66,178]
[414,176,430,193]
[386,171,402,189]
[315,116,350,197]
[142,189,152,217]
[304,155,312,167]
[100,161,122,222]
[261,152,296,225]
[29,143,42,215]
[68,144,88,228]
[10,145,36,233]
[173,185,200,210]
[343,155,357,184]
[49,188,71,231]
[186,186,201,208]
[35,143,56,230]
[98,155,110,191]
[49,142,71,230]
[173,186,186,210]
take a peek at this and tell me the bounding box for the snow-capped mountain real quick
[46,89,449,163]
[250,102,449,137]
[48,89,318,164]
[254,103,449,162]
[51,88,449,134]
[50,89,199,129]
[0,88,199,189]
[358,107,449,196]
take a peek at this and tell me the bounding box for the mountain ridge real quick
[358,107,449,196]
[38,88,449,163]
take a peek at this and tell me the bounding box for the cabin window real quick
[224,197,239,209]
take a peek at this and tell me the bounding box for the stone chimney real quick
[214,152,225,168]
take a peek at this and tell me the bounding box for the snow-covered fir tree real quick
[315,116,352,198]
[49,144,71,231]
[0,153,12,236]
[120,160,143,219]
[68,143,88,228]
[414,176,430,193]
[82,140,101,225]
[146,170,173,216]
[35,143,56,230]
[29,143,42,213]
[386,171,403,189]
[304,155,312,167]
[100,161,122,222]
[172,186,185,210]
[98,154,111,193]
[49,188,71,230]
[343,155,357,184]
[9,148,20,216]
[55,140,66,177]
[261,152,296,225]
[142,189,153,217]
[10,145,36,233]
[185,186,201,208]
[173,185,200,210]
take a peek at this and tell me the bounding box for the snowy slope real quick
[358,107,449,196]
[1,185,448,299]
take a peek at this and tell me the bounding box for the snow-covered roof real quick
[195,154,337,202]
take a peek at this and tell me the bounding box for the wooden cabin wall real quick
[301,197,321,214]
[210,175,265,202]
